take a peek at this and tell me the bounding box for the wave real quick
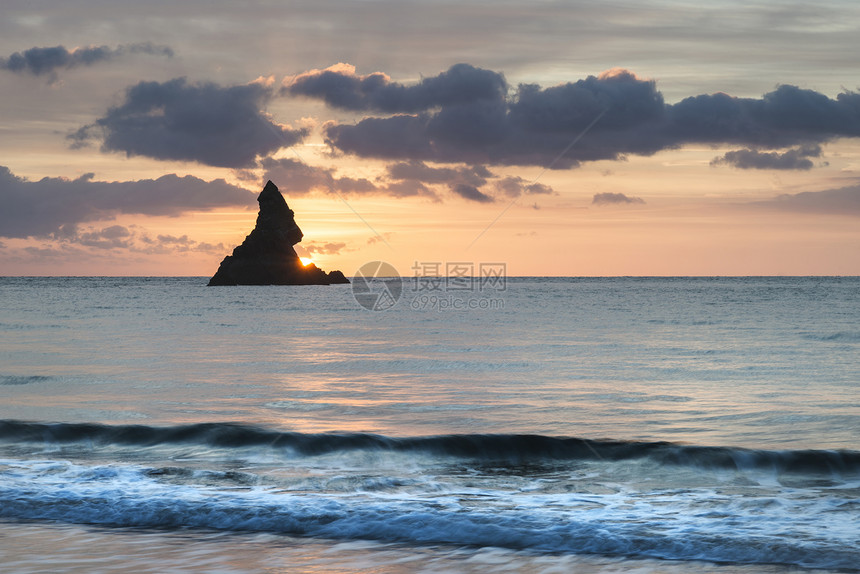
[818,331,860,343]
[2,420,858,475]
[802,331,860,342]
[0,457,857,570]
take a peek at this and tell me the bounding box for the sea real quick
[0,276,858,573]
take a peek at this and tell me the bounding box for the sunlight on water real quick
[0,277,858,572]
[0,277,858,445]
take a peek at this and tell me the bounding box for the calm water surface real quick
[1,277,858,572]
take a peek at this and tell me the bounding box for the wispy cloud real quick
[493,176,554,198]
[592,192,645,205]
[386,160,500,202]
[0,43,173,82]
[755,184,860,215]
[258,157,432,199]
[710,144,822,170]
[0,166,253,239]
[302,241,349,256]
[63,224,134,249]
[386,160,491,187]
[25,223,229,256]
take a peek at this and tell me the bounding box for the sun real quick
[299,256,314,266]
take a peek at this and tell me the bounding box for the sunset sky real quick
[2,0,859,277]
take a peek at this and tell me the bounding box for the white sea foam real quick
[1,448,858,570]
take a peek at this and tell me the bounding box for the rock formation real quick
[208,180,349,286]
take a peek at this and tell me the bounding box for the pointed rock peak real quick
[258,180,286,205]
[207,180,350,286]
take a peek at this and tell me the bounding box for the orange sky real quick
[1,1,859,276]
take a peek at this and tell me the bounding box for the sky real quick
[1,0,859,276]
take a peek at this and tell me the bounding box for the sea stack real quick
[207,180,349,286]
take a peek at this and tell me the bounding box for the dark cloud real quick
[259,157,337,194]
[259,157,375,195]
[259,157,436,199]
[510,69,663,133]
[70,78,307,168]
[266,158,554,203]
[710,144,822,170]
[451,183,494,203]
[260,153,548,206]
[323,68,666,167]
[286,62,507,113]
[324,114,436,160]
[0,165,254,239]
[665,86,860,146]
[314,65,860,169]
[756,184,860,215]
[386,160,535,202]
[0,43,173,80]
[386,160,491,187]
[592,192,645,205]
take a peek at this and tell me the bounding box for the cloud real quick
[385,160,494,201]
[25,222,229,255]
[493,176,554,197]
[592,192,645,205]
[260,156,511,203]
[756,184,860,215]
[451,183,494,203]
[386,160,491,187]
[323,114,436,160]
[285,62,507,113]
[259,157,436,199]
[664,86,860,148]
[383,160,553,202]
[0,165,254,238]
[305,241,348,255]
[259,157,375,195]
[710,144,822,170]
[383,180,437,198]
[0,43,173,81]
[367,232,395,245]
[71,225,134,249]
[137,232,227,254]
[322,67,665,167]
[293,241,349,259]
[313,65,860,169]
[70,78,307,168]
[262,155,556,204]
[259,157,338,194]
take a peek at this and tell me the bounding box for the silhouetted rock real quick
[208,181,350,286]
